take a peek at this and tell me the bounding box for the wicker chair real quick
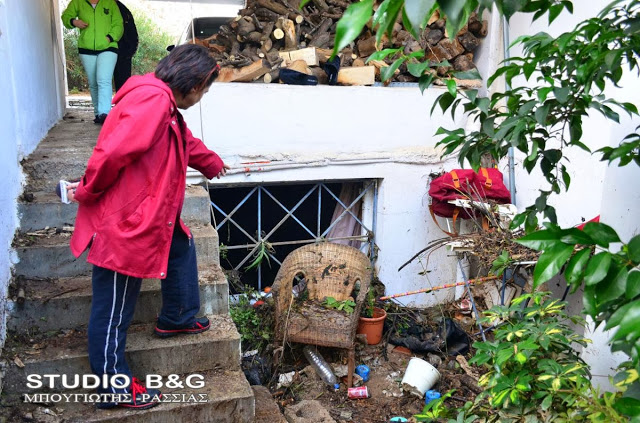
[272,242,372,387]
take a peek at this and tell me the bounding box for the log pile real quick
[196,0,488,85]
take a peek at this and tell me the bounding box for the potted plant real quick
[356,289,387,345]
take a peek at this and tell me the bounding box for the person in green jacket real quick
[62,0,123,124]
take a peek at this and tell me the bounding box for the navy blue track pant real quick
[87,228,200,392]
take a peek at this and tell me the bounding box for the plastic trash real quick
[292,279,307,298]
[355,364,370,382]
[303,346,340,390]
[425,390,441,404]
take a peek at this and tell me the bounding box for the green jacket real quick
[62,0,123,53]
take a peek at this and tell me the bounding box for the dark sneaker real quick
[94,113,108,124]
[154,316,211,338]
[96,377,162,410]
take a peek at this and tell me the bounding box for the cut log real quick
[453,53,475,71]
[273,28,285,40]
[326,0,349,8]
[285,59,311,74]
[237,17,256,36]
[337,66,375,85]
[309,32,331,48]
[255,7,280,21]
[315,48,333,63]
[369,59,399,77]
[295,15,304,24]
[257,0,290,16]
[352,58,365,67]
[309,67,329,84]
[281,18,297,50]
[356,36,378,58]
[261,37,273,53]
[426,38,465,62]
[340,48,354,67]
[458,32,479,52]
[217,59,271,82]
[278,47,319,66]
[427,11,440,26]
[311,0,329,11]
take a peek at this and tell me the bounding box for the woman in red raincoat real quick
[67,44,229,410]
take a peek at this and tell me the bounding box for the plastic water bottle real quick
[302,346,340,390]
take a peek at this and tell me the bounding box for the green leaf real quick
[564,248,591,285]
[582,222,621,248]
[553,86,570,104]
[560,228,594,245]
[583,252,612,286]
[381,57,404,82]
[367,48,401,62]
[548,4,564,24]
[404,0,436,35]
[611,302,640,342]
[333,0,375,57]
[541,394,553,410]
[437,0,467,36]
[407,61,432,77]
[453,69,482,80]
[597,263,628,304]
[516,229,562,251]
[418,73,435,93]
[533,243,574,288]
[446,79,457,97]
[613,397,640,416]
[628,235,640,263]
[535,102,551,125]
[627,271,640,300]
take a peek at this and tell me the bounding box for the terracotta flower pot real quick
[357,307,387,345]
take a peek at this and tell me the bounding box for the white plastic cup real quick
[401,357,441,398]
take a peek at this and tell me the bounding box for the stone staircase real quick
[1,110,255,422]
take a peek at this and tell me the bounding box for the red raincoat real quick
[70,73,224,279]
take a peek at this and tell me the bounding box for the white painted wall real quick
[0,0,65,347]
[184,83,476,307]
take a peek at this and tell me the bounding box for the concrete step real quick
[14,225,219,279]
[7,264,229,333]
[2,369,255,423]
[18,185,212,232]
[3,316,242,399]
[21,111,99,194]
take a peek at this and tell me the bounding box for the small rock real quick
[447,360,457,370]
[333,364,349,378]
[14,356,25,368]
[284,400,336,423]
[23,412,34,421]
[352,374,364,387]
[277,371,296,389]
[355,334,368,345]
[426,354,442,368]
[339,410,353,420]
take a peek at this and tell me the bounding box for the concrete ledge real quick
[191,224,220,266]
[182,185,213,227]
[4,316,241,397]
[7,264,229,333]
[15,226,220,279]
[18,186,212,231]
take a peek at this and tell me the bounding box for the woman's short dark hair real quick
[155,44,219,96]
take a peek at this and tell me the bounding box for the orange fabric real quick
[480,168,492,188]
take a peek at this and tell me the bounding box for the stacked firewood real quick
[196,0,488,85]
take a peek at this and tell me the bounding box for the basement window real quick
[209,180,378,292]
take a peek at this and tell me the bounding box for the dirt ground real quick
[259,303,486,423]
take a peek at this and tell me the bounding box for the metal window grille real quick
[210,180,378,290]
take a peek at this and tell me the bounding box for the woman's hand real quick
[66,182,80,203]
[73,19,88,29]
[216,164,231,179]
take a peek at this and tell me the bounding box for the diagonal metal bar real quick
[321,182,373,237]
[214,186,258,231]
[262,186,317,239]
[211,201,258,245]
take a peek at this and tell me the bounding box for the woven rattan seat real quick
[272,242,372,387]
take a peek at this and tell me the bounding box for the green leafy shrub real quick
[229,291,273,353]
[455,291,626,422]
[322,296,356,314]
[63,6,172,92]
